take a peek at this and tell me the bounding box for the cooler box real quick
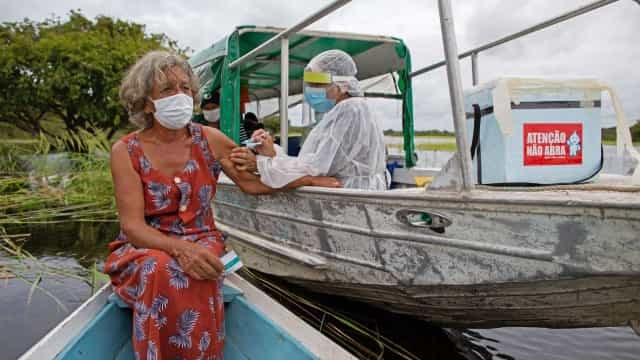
[463,78,603,185]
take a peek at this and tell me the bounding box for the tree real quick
[262,116,281,135]
[0,11,184,138]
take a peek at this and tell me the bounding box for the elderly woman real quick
[105,51,339,360]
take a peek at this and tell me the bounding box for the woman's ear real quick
[326,84,343,100]
[143,97,155,115]
[329,84,350,101]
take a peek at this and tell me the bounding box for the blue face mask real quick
[303,87,336,113]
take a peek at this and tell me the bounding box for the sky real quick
[2,0,639,130]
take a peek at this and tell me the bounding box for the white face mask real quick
[203,108,220,123]
[152,93,193,130]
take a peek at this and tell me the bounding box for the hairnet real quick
[256,97,386,190]
[305,50,363,97]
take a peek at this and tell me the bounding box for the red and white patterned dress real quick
[105,123,225,360]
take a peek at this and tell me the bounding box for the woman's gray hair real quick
[119,51,200,128]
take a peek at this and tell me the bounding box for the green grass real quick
[602,139,640,146]
[386,134,456,139]
[0,129,117,225]
[2,139,39,144]
[387,142,457,152]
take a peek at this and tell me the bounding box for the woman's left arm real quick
[202,126,338,194]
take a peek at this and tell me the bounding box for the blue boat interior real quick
[56,285,317,360]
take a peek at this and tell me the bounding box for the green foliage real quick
[384,129,455,137]
[261,115,304,136]
[0,10,183,138]
[602,121,640,144]
[262,116,281,134]
[387,142,457,152]
[0,129,116,224]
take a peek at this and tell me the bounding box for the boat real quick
[18,273,355,360]
[188,0,640,329]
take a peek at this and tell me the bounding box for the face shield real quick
[301,71,361,125]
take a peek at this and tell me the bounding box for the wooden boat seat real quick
[57,284,315,360]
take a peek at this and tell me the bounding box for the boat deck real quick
[56,284,317,360]
[20,274,355,360]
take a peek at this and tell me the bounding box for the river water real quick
[1,145,638,359]
[2,221,639,359]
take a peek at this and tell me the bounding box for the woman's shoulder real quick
[116,130,140,144]
[198,123,231,144]
[111,130,141,156]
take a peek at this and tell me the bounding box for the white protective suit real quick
[256,97,387,190]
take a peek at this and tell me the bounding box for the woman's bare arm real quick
[202,126,339,194]
[110,141,222,280]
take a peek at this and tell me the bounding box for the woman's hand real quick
[251,129,276,158]
[310,176,342,188]
[172,241,224,281]
[230,147,257,172]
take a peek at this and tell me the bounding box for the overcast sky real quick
[2,0,639,130]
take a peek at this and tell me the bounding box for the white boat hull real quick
[214,180,640,328]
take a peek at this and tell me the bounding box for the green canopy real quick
[189,26,415,167]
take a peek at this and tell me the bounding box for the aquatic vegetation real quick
[0,129,118,224]
[240,268,420,360]
[0,228,110,311]
[0,130,116,309]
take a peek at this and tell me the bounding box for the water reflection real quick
[1,257,91,359]
[9,222,118,268]
[2,223,639,360]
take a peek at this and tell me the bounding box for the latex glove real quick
[251,129,276,158]
[230,147,257,173]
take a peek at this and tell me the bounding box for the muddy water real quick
[2,224,639,360]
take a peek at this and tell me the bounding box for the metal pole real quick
[280,38,289,153]
[438,0,474,190]
[412,0,621,78]
[228,0,351,70]
[471,52,479,86]
[633,0,640,5]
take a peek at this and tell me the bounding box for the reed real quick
[240,268,420,360]
[0,129,118,225]
[0,228,109,311]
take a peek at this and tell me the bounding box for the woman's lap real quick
[105,242,225,359]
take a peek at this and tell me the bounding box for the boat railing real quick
[415,0,639,190]
[222,0,639,191]
[228,0,352,152]
[411,0,637,86]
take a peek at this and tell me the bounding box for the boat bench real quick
[56,285,316,360]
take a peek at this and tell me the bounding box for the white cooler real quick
[463,78,605,185]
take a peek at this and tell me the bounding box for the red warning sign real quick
[523,123,583,166]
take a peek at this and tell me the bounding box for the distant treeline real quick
[383,129,454,137]
[382,122,639,141]
[602,122,640,143]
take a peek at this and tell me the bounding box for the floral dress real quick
[105,123,225,360]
